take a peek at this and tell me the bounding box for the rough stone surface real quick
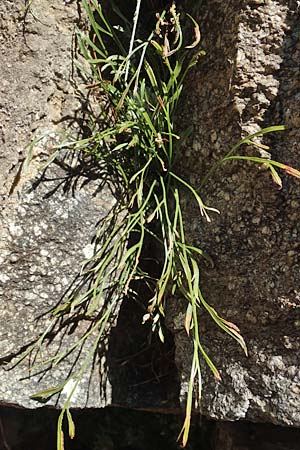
[0,0,178,413]
[167,0,300,428]
[213,422,300,450]
[0,0,83,199]
[1,0,300,441]
[0,0,116,408]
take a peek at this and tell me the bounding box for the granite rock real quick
[1,0,300,431]
[0,0,115,408]
[167,0,300,428]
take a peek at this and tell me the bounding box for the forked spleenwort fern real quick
[18,1,300,448]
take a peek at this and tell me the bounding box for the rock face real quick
[0,0,116,408]
[1,0,300,442]
[0,0,178,412]
[167,0,300,429]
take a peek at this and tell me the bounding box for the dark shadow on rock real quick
[0,405,209,450]
[213,421,300,450]
[108,274,180,411]
[2,405,300,450]
[108,297,180,409]
[107,227,180,408]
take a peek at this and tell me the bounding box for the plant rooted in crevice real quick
[12,1,300,449]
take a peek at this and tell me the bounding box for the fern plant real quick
[17,1,300,448]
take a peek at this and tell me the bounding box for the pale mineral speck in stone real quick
[24,292,38,301]
[82,243,94,259]
[17,206,27,217]
[34,225,42,236]
[0,273,10,283]
[228,282,235,291]
[61,378,80,402]
[290,384,300,395]
[29,265,38,274]
[268,356,285,371]
[8,223,23,237]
